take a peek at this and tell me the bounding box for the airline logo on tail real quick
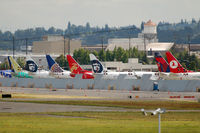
[169,60,178,69]
[46,55,64,73]
[92,61,102,73]
[51,64,63,73]
[66,55,83,74]
[89,54,104,73]
[25,60,38,72]
[91,60,103,73]
[70,63,78,72]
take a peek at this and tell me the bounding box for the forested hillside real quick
[0,19,200,50]
[157,19,200,43]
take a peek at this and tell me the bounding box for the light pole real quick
[188,35,191,55]
[25,38,28,55]
[141,108,166,133]
[12,35,15,58]
[158,113,161,133]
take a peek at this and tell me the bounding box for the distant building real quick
[82,44,107,52]
[82,58,157,72]
[32,35,81,55]
[20,46,32,52]
[182,44,200,58]
[172,44,189,53]
[167,44,200,58]
[189,44,200,52]
[106,20,174,56]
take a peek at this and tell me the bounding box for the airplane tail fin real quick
[7,56,12,70]
[46,55,64,73]
[154,52,170,72]
[166,51,189,73]
[25,56,38,72]
[8,56,22,73]
[66,55,83,74]
[89,54,104,73]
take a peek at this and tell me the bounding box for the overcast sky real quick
[0,0,200,32]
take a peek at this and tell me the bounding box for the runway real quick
[0,87,200,113]
[0,101,135,113]
[0,87,199,101]
[1,101,200,113]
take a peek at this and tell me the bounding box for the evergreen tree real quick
[141,21,145,31]
[98,49,106,61]
[55,54,69,69]
[116,47,124,61]
[67,21,71,30]
[106,50,113,61]
[121,52,128,63]
[86,22,90,32]
[141,53,149,64]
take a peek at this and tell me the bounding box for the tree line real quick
[170,50,200,71]
[54,47,150,70]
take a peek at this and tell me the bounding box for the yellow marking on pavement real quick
[11,93,105,99]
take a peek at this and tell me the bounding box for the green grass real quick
[0,112,199,133]
[2,99,200,110]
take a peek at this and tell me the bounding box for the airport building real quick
[106,20,174,56]
[172,44,200,59]
[187,44,200,58]
[32,35,81,55]
[102,58,157,71]
[82,44,107,52]
[82,58,157,72]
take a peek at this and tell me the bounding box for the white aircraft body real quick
[89,54,159,80]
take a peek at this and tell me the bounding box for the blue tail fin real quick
[89,54,104,73]
[25,57,38,72]
[154,52,170,72]
[46,55,63,73]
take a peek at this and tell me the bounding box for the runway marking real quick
[167,98,197,103]
[12,93,106,99]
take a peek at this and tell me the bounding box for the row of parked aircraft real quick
[0,51,199,80]
[155,51,200,79]
[1,54,95,79]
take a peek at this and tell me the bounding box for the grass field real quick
[2,99,200,110]
[0,112,199,133]
[1,93,200,132]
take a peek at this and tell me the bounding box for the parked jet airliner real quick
[154,51,200,79]
[8,56,33,78]
[46,55,71,78]
[66,55,94,79]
